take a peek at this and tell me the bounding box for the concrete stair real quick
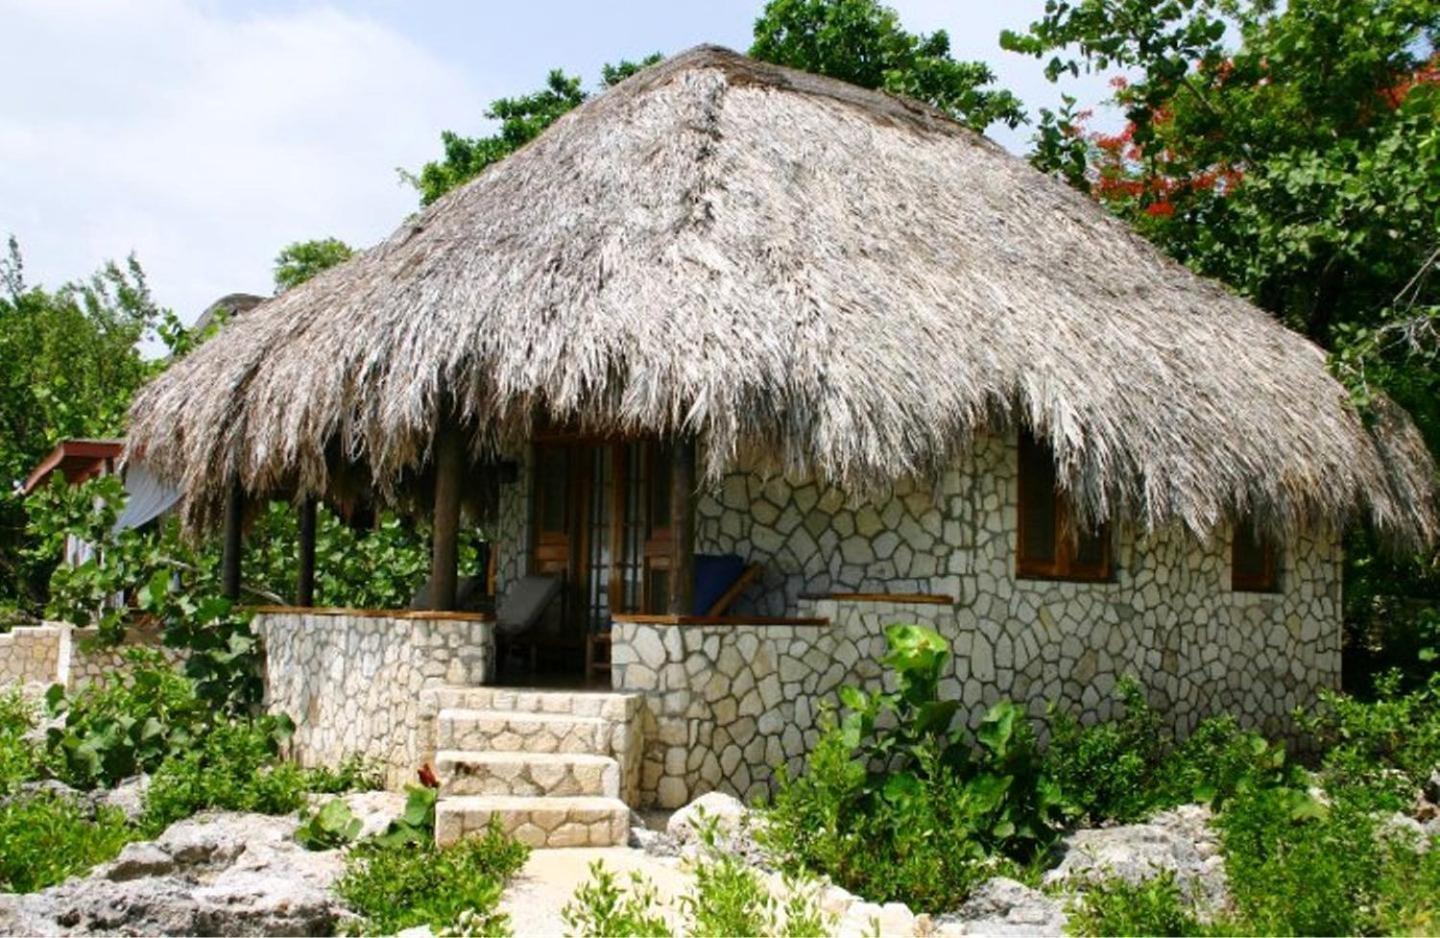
[419,686,643,849]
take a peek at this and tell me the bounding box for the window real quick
[1231,515,1279,593]
[1016,431,1112,581]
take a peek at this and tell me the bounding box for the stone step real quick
[435,795,630,848]
[434,708,625,755]
[434,750,622,798]
[421,685,643,721]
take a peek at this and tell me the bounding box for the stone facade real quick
[0,621,185,692]
[612,432,1343,807]
[257,609,495,788]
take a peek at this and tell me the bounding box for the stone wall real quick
[257,609,496,788]
[0,623,66,688]
[614,433,1343,807]
[0,620,185,692]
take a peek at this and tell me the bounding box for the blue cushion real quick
[692,553,747,615]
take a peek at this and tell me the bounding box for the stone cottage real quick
[122,47,1435,844]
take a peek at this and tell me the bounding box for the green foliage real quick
[43,650,210,789]
[0,792,134,893]
[337,819,529,935]
[1301,671,1440,808]
[304,753,385,795]
[0,687,42,794]
[1065,870,1206,937]
[140,716,304,832]
[408,54,662,206]
[296,797,362,851]
[372,784,440,848]
[763,624,1062,910]
[562,830,832,938]
[273,238,354,293]
[1045,679,1294,823]
[751,0,1023,131]
[563,861,675,937]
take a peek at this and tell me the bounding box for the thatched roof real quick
[126,45,1436,546]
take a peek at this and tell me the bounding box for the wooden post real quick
[296,497,317,607]
[430,422,464,611]
[667,436,696,616]
[221,480,243,601]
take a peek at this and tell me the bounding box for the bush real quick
[304,754,385,794]
[295,798,362,851]
[563,861,674,937]
[336,820,529,935]
[0,688,42,793]
[1044,676,1162,823]
[141,717,306,832]
[1065,870,1205,937]
[1152,714,1295,810]
[1301,671,1440,808]
[43,650,210,789]
[762,624,1063,911]
[0,791,134,893]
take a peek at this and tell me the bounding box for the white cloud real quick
[0,0,479,322]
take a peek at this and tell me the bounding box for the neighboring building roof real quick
[189,293,265,337]
[22,439,123,495]
[125,45,1436,546]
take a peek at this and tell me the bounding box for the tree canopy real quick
[749,0,1024,130]
[273,238,354,293]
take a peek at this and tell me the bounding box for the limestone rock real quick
[1043,804,1227,915]
[0,811,353,936]
[667,791,750,845]
[936,877,1067,936]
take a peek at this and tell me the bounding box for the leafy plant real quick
[0,791,134,893]
[44,649,210,789]
[372,784,439,848]
[336,818,529,935]
[1301,671,1440,808]
[1044,676,1162,823]
[763,624,1062,910]
[0,687,41,794]
[296,797,362,851]
[1065,870,1205,937]
[562,861,674,937]
[141,716,303,832]
[305,754,385,794]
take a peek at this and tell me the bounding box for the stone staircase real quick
[417,686,644,849]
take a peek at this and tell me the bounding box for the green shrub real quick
[563,861,674,937]
[296,798,362,851]
[1153,714,1295,810]
[763,624,1062,911]
[1301,672,1440,808]
[0,792,134,892]
[43,650,210,789]
[336,820,529,935]
[1373,829,1440,935]
[304,754,385,794]
[1065,871,1206,937]
[0,688,42,793]
[1044,676,1162,823]
[141,717,305,831]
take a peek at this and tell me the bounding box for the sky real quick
[0,0,1117,325]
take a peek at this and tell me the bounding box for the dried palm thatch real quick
[127,45,1436,547]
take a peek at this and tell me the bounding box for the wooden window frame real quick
[1230,516,1280,593]
[1015,432,1113,583]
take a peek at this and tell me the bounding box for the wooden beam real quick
[430,422,465,611]
[220,480,243,601]
[296,497,317,607]
[667,436,696,616]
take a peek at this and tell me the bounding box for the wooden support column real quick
[220,480,243,601]
[430,422,465,612]
[296,497,317,607]
[667,435,696,616]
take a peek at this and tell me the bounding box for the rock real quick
[935,877,1067,936]
[838,899,916,936]
[667,791,749,844]
[1042,804,1228,916]
[0,810,353,936]
[98,774,150,823]
[331,789,407,840]
[630,826,681,857]
[1423,769,1440,807]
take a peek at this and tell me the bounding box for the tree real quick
[408,55,663,206]
[273,238,354,293]
[0,238,162,608]
[750,0,1024,131]
[1003,0,1440,689]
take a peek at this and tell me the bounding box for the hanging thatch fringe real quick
[125,45,1437,549]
